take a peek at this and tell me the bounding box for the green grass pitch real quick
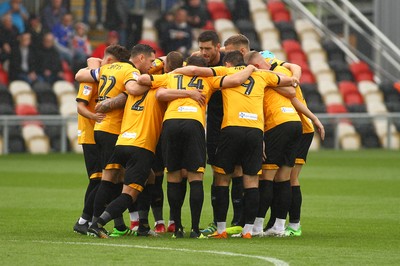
[0,150,399,265]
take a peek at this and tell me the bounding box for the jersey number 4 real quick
[174,75,204,90]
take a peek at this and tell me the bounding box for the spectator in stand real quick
[155,10,174,54]
[83,0,103,30]
[41,0,68,32]
[26,15,47,50]
[71,22,92,73]
[0,13,19,64]
[0,0,29,34]
[182,0,209,29]
[105,0,129,47]
[43,0,70,11]
[161,8,192,57]
[91,30,120,59]
[36,32,64,84]
[9,32,39,84]
[124,0,146,50]
[52,12,74,64]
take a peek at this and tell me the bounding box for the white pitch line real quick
[31,240,289,266]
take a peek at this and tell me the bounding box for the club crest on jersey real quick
[133,72,139,80]
[83,85,92,95]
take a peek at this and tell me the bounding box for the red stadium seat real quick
[300,69,316,84]
[272,10,291,22]
[287,50,307,62]
[207,2,231,20]
[202,20,215,31]
[338,81,359,96]
[354,71,374,82]
[267,1,287,13]
[290,59,310,72]
[344,92,364,105]
[349,61,374,82]
[327,103,347,114]
[61,60,74,83]
[349,61,370,74]
[282,39,302,54]
[15,104,38,116]
[0,63,8,85]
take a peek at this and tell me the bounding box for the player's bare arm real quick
[278,75,299,88]
[77,101,105,123]
[155,87,206,106]
[221,65,257,88]
[94,92,128,113]
[126,79,151,96]
[137,74,152,86]
[291,97,325,140]
[87,57,102,68]
[75,68,96,83]
[273,86,297,98]
[282,62,301,84]
[172,65,214,76]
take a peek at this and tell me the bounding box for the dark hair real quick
[223,50,245,66]
[130,44,156,58]
[166,51,184,71]
[186,55,207,67]
[105,44,130,62]
[198,30,220,46]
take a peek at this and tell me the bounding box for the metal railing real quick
[0,115,76,154]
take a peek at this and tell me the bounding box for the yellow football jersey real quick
[213,66,281,131]
[92,62,139,135]
[265,57,285,69]
[116,88,166,153]
[76,82,98,144]
[264,65,301,131]
[270,65,314,133]
[150,73,218,127]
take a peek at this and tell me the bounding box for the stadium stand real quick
[8,80,32,99]
[0,63,8,85]
[22,124,50,154]
[337,121,361,150]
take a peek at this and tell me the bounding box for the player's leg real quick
[167,171,184,237]
[230,166,243,226]
[135,171,158,236]
[187,172,205,238]
[88,146,153,238]
[151,140,167,233]
[286,132,313,236]
[73,144,102,234]
[264,121,302,237]
[287,164,303,236]
[234,128,263,239]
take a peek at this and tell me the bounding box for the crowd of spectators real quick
[0,0,210,86]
